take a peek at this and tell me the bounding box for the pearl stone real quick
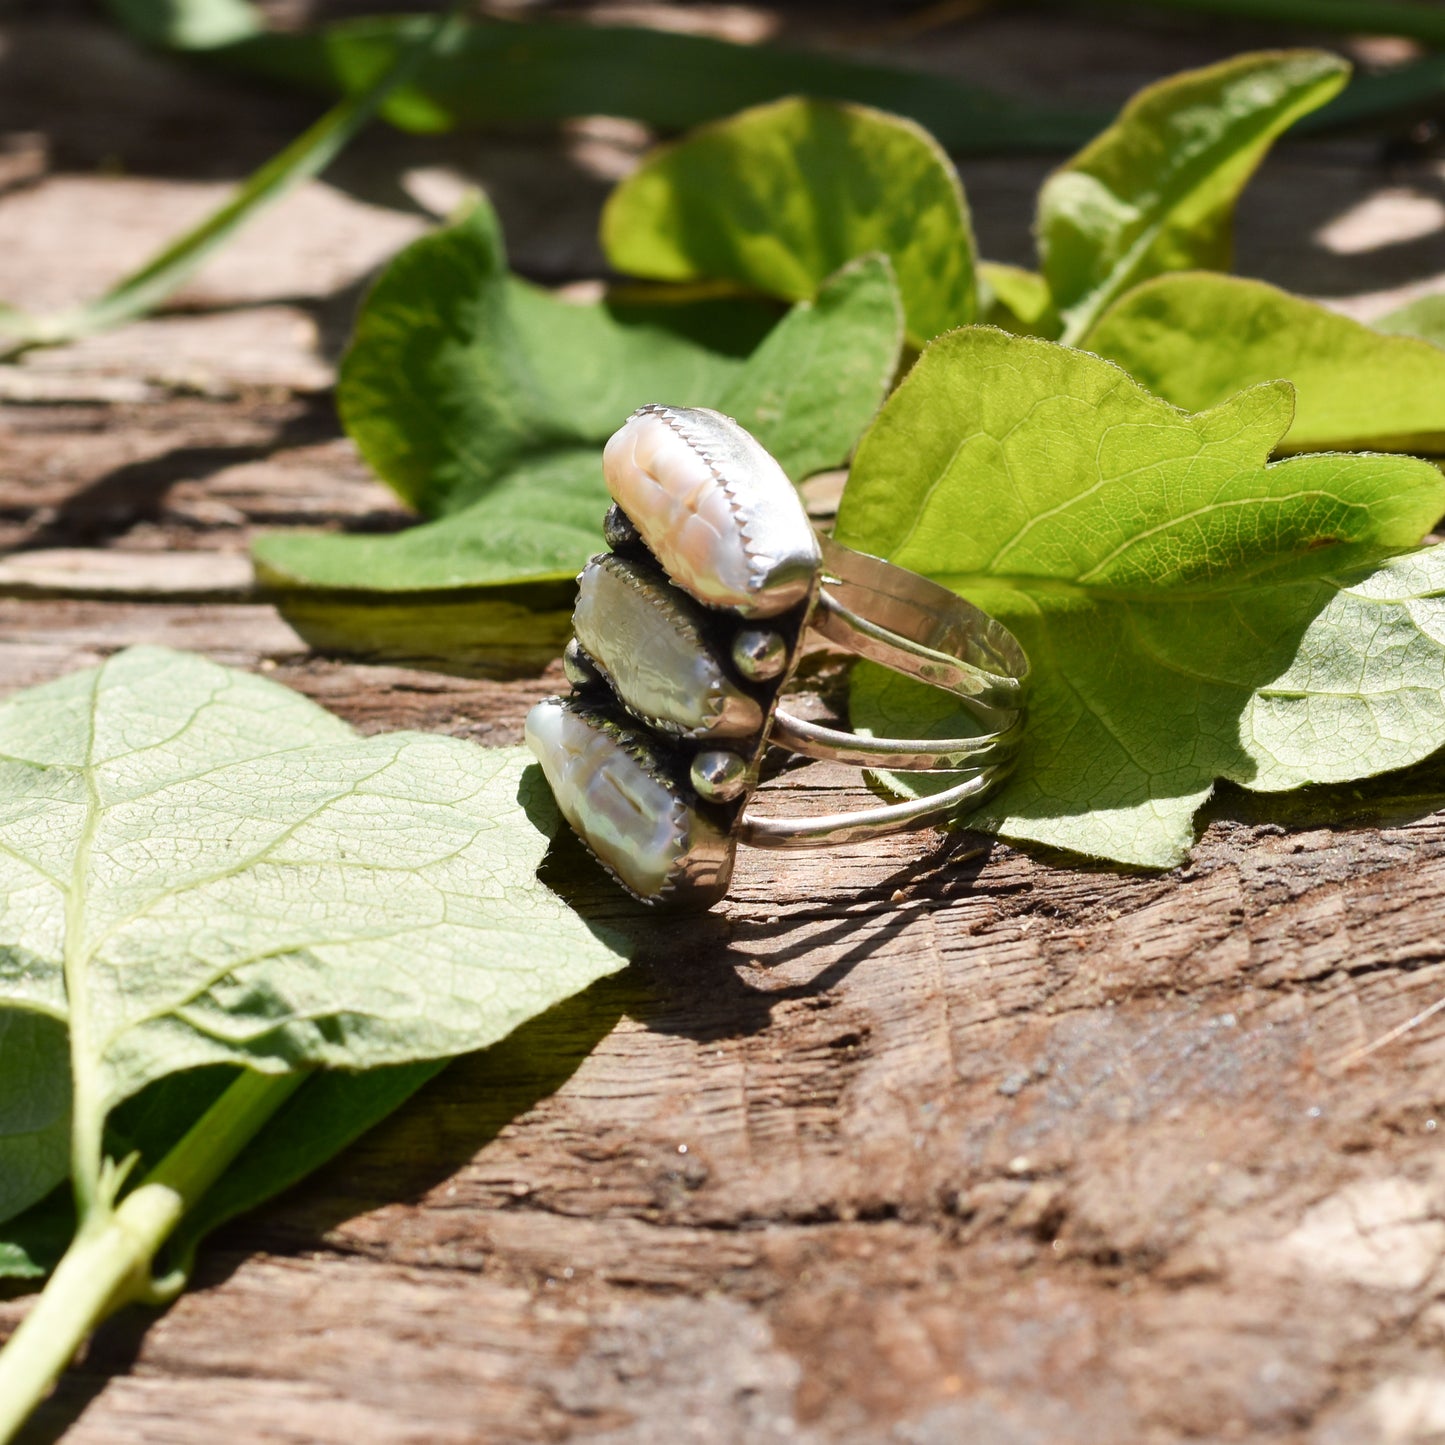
[572,555,762,739]
[525,698,733,905]
[601,405,820,618]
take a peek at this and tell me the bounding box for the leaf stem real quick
[0,3,464,358]
[0,1068,304,1444]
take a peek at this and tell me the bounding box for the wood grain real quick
[5,7,1445,1443]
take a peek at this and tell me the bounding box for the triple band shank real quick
[526,405,1029,907]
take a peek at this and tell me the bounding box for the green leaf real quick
[336,196,775,519]
[1375,292,1445,350]
[259,219,901,624]
[836,328,1445,867]
[209,18,1103,153]
[977,263,1062,339]
[0,1015,70,1227]
[1072,0,1445,50]
[256,539,580,676]
[1085,273,1445,452]
[0,646,630,1213]
[0,1060,446,1282]
[1038,50,1349,345]
[705,254,906,482]
[2,965,633,1283]
[259,480,600,594]
[602,97,974,348]
[0,1195,74,1280]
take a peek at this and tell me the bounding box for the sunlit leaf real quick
[0,647,630,1226]
[1086,273,1445,452]
[837,328,1445,867]
[1038,50,1348,344]
[603,97,973,347]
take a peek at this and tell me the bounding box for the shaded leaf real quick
[258,482,599,593]
[261,571,579,678]
[0,1014,70,1227]
[1038,50,1348,344]
[602,97,973,347]
[977,262,1061,339]
[336,197,774,519]
[704,254,905,481]
[1085,273,1445,452]
[0,1195,73,1280]
[837,328,1445,867]
[259,221,901,618]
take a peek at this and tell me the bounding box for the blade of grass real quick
[0,5,464,358]
[1057,0,1445,47]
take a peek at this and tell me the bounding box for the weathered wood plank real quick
[6,6,1445,1443]
[9,760,1445,1442]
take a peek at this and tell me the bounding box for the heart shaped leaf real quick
[601,97,974,347]
[256,211,902,634]
[837,328,1445,867]
[335,195,777,519]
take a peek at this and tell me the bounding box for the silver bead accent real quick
[689,749,749,804]
[602,503,640,552]
[731,628,788,682]
[573,555,763,739]
[525,697,733,906]
[602,405,821,618]
[563,638,603,691]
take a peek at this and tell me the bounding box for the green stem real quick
[0,1068,304,1445]
[0,3,464,357]
[1071,0,1445,46]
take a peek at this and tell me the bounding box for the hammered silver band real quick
[767,534,1025,776]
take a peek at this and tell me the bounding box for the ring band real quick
[525,404,1029,908]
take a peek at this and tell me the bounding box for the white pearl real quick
[602,406,820,618]
[572,556,762,739]
[525,698,733,904]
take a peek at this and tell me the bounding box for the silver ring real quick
[525,404,1029,908]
